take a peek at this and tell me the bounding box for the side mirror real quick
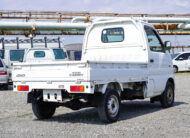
[164,41,171,51]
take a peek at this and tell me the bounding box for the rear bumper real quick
[13,81,95,94]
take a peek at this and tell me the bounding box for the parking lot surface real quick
[0,73,190,138]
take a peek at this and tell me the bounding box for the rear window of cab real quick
[101,28,124,43]
[34,51,45,58]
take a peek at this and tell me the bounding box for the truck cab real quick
[0,37,66,82]
[23,48,68,62]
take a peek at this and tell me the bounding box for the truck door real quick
[144,25,171,96]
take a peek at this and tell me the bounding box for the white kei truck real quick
[12,18,175,123]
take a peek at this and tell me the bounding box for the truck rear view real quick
[13,18,174,123]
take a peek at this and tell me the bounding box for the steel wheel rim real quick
[107,95,119,117]
[167,87,173,104]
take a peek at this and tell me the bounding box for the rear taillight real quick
[70,86,84,92]
[0,70,7,75]
[17,85,29,91]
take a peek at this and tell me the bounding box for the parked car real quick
[171,53,180,59]
[173,51,190,72]
[0,58,8,90]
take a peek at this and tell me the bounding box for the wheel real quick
[150,95,160,103]
[97,89,121,123]
[173,66,178,73]
[3,83,8,90]
[32,99,56,119]
[0,84,8,90]
[160,82,175,108]
[150,98,154,103]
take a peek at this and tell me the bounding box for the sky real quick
[1,0,190,14]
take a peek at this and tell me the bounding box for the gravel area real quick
[0,73,190,138]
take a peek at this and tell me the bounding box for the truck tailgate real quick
[12,61,89,82]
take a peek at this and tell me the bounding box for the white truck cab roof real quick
[82,18,154,63]
[23,48,68,62]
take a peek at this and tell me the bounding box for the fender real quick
[97,82,123,94]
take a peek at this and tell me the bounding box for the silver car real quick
[0,58,8,90]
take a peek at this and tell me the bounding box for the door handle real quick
[150,59,154,63]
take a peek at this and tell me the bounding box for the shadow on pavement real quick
[35,101,187,125]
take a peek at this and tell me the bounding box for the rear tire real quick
[3,83,8,90]
[32,100,56,119]
[0,83,8,90]
[97,89,121,123]
[160,82,175,108]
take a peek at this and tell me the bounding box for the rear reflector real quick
[70,86,84,92]
[0,71,7,75]
[17,85,29,91]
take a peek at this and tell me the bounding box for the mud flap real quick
[145,79,155,98]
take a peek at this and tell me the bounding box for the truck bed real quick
[13,60,148,93]
[13,61,89,82]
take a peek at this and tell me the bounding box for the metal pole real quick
[16,37,19,49]
[44,36,47,48]
[58,37,61,48]
[30,38,33,48]
[1,38,5,49]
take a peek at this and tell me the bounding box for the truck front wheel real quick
[160,82,175,108]
[32,100,56,119]
[97,89,121,123]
